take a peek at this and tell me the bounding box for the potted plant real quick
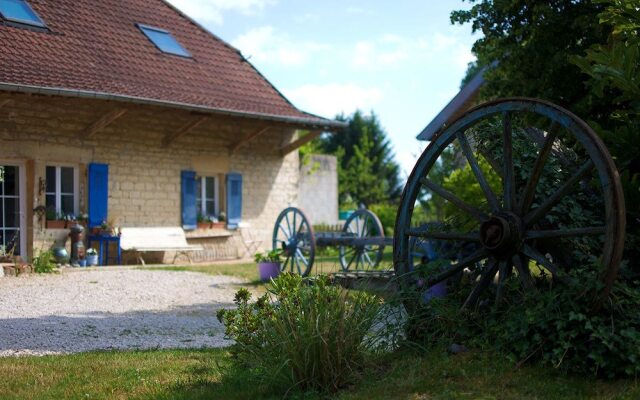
[213,211,226,229]
[415,258,450,301]
[197,213,212,229]
[255,249,282,282]
[86,248,99,266]
[45,208,66,229]
[75,213,89,228]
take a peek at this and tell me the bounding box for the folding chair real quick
[236,222,262,259]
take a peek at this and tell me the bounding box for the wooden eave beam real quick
[279,130,323,156]
[83,108,127,138]
[162,116,209,147]
[229,126,271,155]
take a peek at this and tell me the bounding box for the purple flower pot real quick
[258,262,281,282]
[422,281,448,303]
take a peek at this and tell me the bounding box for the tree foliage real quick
[452,0,640,271]
[452,0,611,115]
[315,110,402,207]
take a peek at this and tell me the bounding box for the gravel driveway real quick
[0,269,244,356]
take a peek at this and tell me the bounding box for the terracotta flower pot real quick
[46,220,67,229]
[197,222,212,229]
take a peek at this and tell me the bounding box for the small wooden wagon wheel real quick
[273,207,316,276]
[339,209,385,271]
[394,98,625,309]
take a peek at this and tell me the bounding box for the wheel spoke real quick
[502,112,516,212]
[421,177,489,221]
[296,248,308,266]
[512,254,535,290]
[518,122,559,214]
[285,214,292,237]
[278,225,289,240]
[478,147,504,179]
[456,131,500,213]
[407,227,480,242]
[297,220,305,236]
[292,211,297,236]
[524,160,594,226]
[282,255,290,272]
[462,260,498,310]
[425,248,489,287]
[520,244,565,281]
[524,226,605,239]
[294,255,302,275]
[347,252,357,270]
[363,251,374,268]
[495,260,512,304]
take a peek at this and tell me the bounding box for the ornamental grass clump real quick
[217,273,382,393]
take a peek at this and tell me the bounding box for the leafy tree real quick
[571,0,640,272]
[452,0,611,116]
[316,110,402,207]
[452,0,640,270]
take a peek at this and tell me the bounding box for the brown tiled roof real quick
[0,0,340,128]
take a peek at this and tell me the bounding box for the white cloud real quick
[453,46,475,69]
[283,83,384,118]
[397,149,422,178]
[293,13,320,23]
[232,26,329,67]
[346,6,366,14]
[351,39,408,69]
[166,0,275,25]
[351,32,474,73]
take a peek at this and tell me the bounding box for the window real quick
[0,165,22,255]
[45,166,78,218]
[138,24,191,57]
[0,0,45,27]
[196,176,218,218]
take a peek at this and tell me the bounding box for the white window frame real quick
[196,175,219,218]
[0,161,26,257]
[45,165,79,217]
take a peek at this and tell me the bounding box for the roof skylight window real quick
[0,0,46,27]
[138,24,191,58]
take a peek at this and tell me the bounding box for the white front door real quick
[0,164,26,257]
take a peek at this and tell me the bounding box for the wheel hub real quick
[281,237,298,256]
[480,213,523,258]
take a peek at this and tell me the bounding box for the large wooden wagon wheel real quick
[273,207,315,276]
[339,209,385,271]
[394,98,625,310]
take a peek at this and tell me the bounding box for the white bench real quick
[120,227,203,265]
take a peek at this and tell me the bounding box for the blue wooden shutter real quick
[226,173,242,229]
[181,170,197,230]
[88,163,109,228]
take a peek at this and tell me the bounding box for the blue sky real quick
[167,0,478,177]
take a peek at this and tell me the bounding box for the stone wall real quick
[0,93,300,262]
[298,154,339,225]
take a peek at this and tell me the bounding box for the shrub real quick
[484,270,640,378]
[217,273,382,393]
[402,268,640,378]
[32,249,56,273]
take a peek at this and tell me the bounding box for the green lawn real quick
[4,259,636,399]
[0,347,637,399]
[135,247,394,283]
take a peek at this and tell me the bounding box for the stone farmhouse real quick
[0,0,343,263]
